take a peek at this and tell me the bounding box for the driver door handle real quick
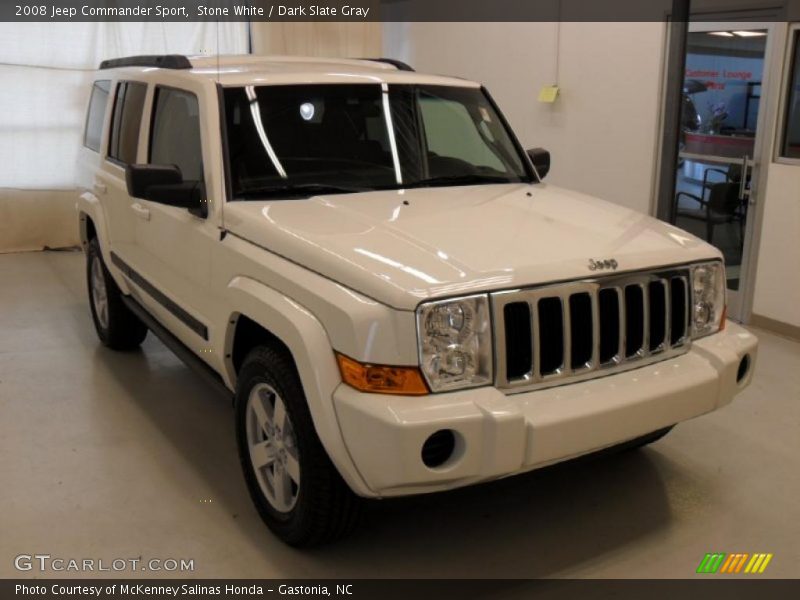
[131,202,151,221]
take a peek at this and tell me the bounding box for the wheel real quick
[86,238,148,351]
[235,345,360,547]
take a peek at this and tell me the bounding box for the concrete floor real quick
[1,250,798,579]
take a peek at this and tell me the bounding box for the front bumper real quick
[332,322,757,498]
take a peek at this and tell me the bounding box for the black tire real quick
[235,345,361,547]
[86,238,148,351]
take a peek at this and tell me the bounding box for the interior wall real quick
[0,190,78,253]
[383,22,668,214]
[0,21,249,254]
[751,18,800,332]
[752,163,800,329]
[0,22,380,254]
[745,13,800,332]
[250,22,381,57]
[749,8,800,331]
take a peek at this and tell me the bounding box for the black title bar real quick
[5,579,800,600]
[3,0,787,23]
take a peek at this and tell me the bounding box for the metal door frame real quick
[655,17,783,323]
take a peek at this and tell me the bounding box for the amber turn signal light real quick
[720,304,727,331]
[336,353,429,395]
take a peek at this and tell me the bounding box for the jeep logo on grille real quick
[588,258,619,271]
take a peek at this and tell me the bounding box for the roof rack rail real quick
[99,55,193,70]
[362,58,415,72]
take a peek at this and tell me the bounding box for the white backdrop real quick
[0,20,382,252]
[0,22,249,190]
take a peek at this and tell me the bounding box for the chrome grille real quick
[492,268,691,393]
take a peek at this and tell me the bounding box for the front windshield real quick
[222,83,531,199]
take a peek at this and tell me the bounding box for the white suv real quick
[76,54,758,546]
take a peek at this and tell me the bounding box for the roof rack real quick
[363,58,415,72]
[99,55,193,70]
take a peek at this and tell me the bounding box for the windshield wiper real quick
[402,174,515,189]
[237,183,368,199]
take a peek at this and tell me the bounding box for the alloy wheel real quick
[246,383,301,513]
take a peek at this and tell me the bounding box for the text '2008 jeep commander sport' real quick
[77,54,758,546]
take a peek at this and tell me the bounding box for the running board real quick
[121,295,234,401]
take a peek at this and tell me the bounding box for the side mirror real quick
[126,164,206,218]
[526,148,551,181]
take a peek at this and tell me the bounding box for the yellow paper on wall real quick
[538,85,560,103]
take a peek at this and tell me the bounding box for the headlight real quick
[416,295,493,392]
[690,261,726,338]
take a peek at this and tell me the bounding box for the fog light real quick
[421,430,456,468]
[737,354,751,383]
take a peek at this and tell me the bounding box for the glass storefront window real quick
[672,29,767,292]
[780,30,800,159]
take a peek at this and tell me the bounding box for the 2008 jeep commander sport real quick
[77,54,757,546]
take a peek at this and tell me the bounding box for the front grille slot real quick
[492,267,692,393]
[504,302,532,380]
[598,288,620,364]
[670,277,688,345]
[538,297,564,375]
[648,280,667,352]
[569,293,593,369]
[624,285,645,357]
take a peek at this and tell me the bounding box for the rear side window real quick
[83,80,110,152]
[149,87,203,181]
[108,81,147,165]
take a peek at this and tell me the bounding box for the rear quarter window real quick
[83,80,111,152]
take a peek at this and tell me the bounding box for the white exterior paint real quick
[76,55,756,498]
[224,184,722,311]
[335,323,757,496]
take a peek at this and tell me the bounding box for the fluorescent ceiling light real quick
[706,30,767,38]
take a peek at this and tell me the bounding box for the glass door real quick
[667,23,773,319]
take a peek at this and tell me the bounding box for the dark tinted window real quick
[224,84,395,196]
[83,80,110,152]
[781,31,800,159]
[108,81,147,164]
[149,87,203,181]
[222,84,530,200]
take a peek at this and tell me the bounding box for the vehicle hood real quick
[223,183,719,310]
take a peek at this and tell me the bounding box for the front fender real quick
[77,193,131,295]
[223,275,372,497]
